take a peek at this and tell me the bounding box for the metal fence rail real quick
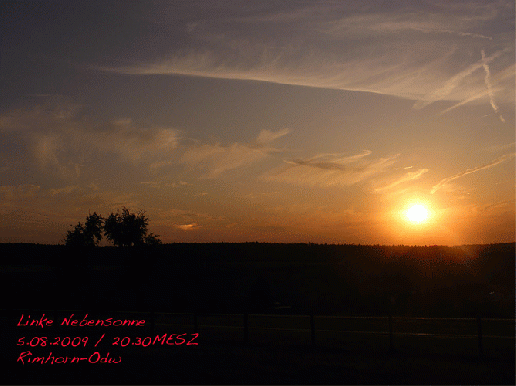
[4,309,514,358]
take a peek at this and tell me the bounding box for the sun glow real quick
[406,204,429,224]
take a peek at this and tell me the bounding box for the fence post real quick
[150,311,155,337]
[477,315,483,359]
[388,313,394,352]
[243,313,249,344]
[310,314,316,347]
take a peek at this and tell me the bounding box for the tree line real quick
[64,208,161,247]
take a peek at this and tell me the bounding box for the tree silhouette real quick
[64,212,103,247]
[64,208,161,247]
[85,212,103,244]
[143,232,162,246]
[103,207,161,247]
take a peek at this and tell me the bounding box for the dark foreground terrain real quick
[3,242,515,316]
[3,312,514,385]
[4,339,516,384]
[5,346,516,384]
[2,242,515,384]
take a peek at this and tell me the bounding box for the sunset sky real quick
[1,0,514,245]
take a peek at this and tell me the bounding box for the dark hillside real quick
[2,242,514,317]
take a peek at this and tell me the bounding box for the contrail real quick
[481,49,505,123]
[440,63,515,115]
[415,49,505,110]
[439,87,497,115]
[374,168,428,192]
[431,153,515,194]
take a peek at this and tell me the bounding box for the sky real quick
[0,0,514,245]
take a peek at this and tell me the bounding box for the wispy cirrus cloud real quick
[256,128,290,145]
[0,99,180,181]
[374,168,429,192]
[284,150,372,170]
[431,153,515,194]
[93,125,180,164]
[412,49,506,109]
[181,128,290,178]
[440,63,515,115]
[30,133,81,179]
[139,180,188,189]
[181,143,270,179]
[96,1,514,106]
[481,199,515,213]
[261,151,399,188]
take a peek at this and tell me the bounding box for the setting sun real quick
[0,1,514,249]
[406,204,429,224]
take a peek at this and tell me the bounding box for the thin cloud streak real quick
[440,63,515,115]
[481,49,505,122]
[256,128,290,145]
[181,142,269,178]
[285,150,372,171]
[262,151,399,188]
[374,168,429,192]
[96,2,514,105]
[482,199,514,212]
[413,49,505,109]
[439,86,501,115]
[431,153,515,194]
[176,223,200,231]
[181,128,290,178]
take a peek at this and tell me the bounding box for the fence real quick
[5,309,514,359]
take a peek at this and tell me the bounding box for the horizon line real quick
[1,241,514,248]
